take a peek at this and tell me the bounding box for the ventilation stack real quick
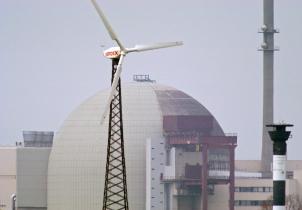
[259,0,279,175]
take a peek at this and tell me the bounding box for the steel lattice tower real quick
[103,58,129,210]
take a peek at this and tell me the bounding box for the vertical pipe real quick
[267,124,293,210]
[11,194,16,210]
[229,146,235,210]
[261,0,275,173]
[202,144,208,210]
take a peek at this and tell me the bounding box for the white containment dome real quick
[47,81,224,210]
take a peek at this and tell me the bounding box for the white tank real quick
[47,82,224,210]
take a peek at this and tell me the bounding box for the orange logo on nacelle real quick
[103,47,121,59]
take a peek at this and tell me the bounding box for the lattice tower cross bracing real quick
[102,58,129,210]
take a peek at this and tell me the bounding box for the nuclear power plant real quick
[1,0,302,210]
[1,79,302,210]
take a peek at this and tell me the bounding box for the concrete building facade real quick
[0,131,53,210]
[0,147,16,210]
[235,160,302,210]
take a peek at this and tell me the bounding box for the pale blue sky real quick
[0,0,301,159]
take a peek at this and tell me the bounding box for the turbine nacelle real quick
[103,47,121,59]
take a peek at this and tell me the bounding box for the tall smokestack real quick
[259,0,278,173]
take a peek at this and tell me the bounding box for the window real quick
[264,187,271,192]
[235,186,273,193]
[252,187,258,192]
[235,200,272,206]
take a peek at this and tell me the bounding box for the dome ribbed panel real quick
[47,82,225,210]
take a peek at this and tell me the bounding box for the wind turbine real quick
[90,0,182,209]
[91,0,183,124]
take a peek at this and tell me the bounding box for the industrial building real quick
[47,80,235,210]
[0,131,53,210]
[1,80,302,210]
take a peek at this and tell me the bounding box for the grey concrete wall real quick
[16,148,51,209]
[174,148,201,178]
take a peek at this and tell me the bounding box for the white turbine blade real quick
[91,0,126,51]
[127,41,183,53]
[100,54,125,124]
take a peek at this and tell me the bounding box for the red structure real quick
[164,129,237,210]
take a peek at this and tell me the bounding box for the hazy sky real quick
[0,0,301,160]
